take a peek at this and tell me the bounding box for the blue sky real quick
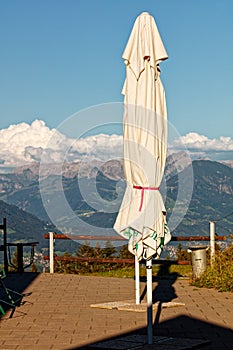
[0,0,232,139]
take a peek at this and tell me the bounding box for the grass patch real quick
[62,264,192,279]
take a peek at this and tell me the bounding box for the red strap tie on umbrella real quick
[133,186,159,212]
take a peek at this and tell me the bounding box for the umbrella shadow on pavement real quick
[140,264,179,326]
[153,265,179,327]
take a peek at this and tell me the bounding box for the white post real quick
[146,258,153,345]
[135,256,140,304]
[209,221,215,267]
[49,231,54,274]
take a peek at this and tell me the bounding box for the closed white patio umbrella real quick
[114,12,171,344]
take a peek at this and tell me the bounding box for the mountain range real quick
[0,153,232,255]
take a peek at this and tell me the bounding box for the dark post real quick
[17,244,24,274]
[3,218,8,273]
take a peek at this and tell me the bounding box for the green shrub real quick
[192,244,233,292]
[176,243,191,261]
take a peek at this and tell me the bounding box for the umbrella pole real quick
[135,256,140,304]
[146,258,153,344]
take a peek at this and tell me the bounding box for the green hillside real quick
[0,199,80,258]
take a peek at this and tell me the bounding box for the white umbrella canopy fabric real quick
[114,12,171,261]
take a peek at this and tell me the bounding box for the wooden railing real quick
[43,231,226,273]
[44,233,226,242]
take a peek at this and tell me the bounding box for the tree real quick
[176,243,191,261]
[94,242,103,258]
[76,242,95,257]
[119,244,133,259]
[8,249,18,272]
[30,263,37,272]
[102,241,116,258]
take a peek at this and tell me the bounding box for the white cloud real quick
[0,120,123,167]
[0,120,232,168]
[171,132,233,160]
[69,134,123,161]
[0,120,69,166]
[173,132,233,151]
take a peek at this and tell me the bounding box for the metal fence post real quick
[146,258,153,345]
[135,256,140,304]
[49,232,54,274]
[209,221,215,267]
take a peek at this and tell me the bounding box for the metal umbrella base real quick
[86,334,210,349]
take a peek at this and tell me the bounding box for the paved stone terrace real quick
[0,272,232,350]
